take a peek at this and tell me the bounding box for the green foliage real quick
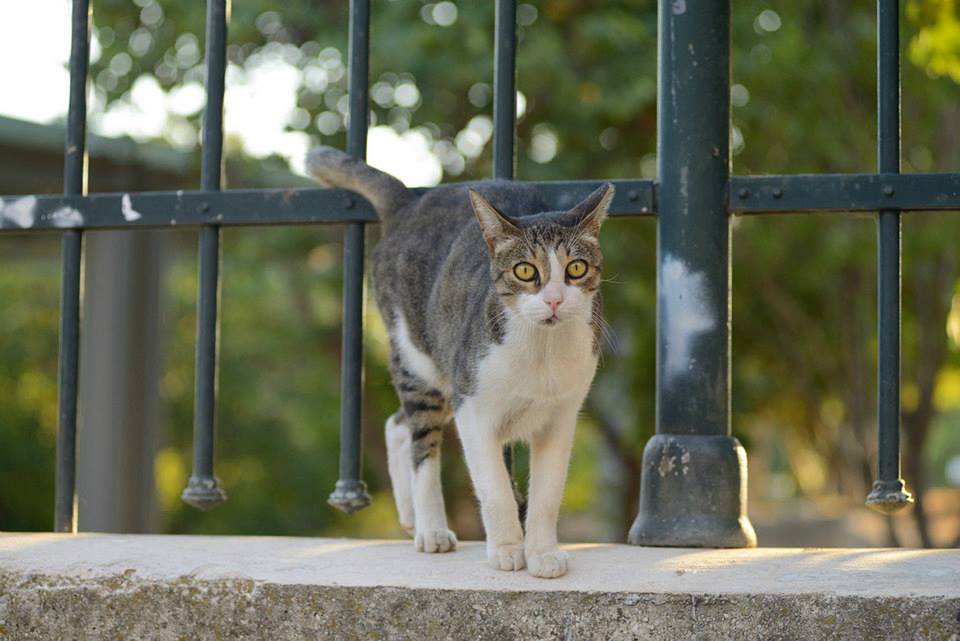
[908,0,960,83]
[0,239,60,531]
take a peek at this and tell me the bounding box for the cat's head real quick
[468,183,613,328]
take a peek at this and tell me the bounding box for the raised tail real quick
[306,146,414,221]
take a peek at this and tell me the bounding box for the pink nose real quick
[543,291,564,315]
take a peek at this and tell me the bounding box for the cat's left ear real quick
[568,182,615,238]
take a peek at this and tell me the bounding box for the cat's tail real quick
[306,146,414,221]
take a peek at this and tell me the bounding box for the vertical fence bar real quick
[867,0,913,513]
[493,0,520,488]
[181,0,228,510]
[328,0,373,513]
[493,0,517,180]
[629,0,755,547]
[54,0,91,533]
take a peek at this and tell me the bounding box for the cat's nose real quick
[543,286,564,314]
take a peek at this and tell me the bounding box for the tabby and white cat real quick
[307,147,611,578]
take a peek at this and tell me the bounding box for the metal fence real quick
[2,0,953,544]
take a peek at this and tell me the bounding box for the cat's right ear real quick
[469,189,521,252]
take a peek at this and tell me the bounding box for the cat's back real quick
[372,181,547,334]
[381,180,547,246]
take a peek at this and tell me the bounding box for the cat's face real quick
[469,184,613,327]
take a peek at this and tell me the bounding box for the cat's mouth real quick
[541,315,560,326]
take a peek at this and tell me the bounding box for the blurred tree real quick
[907,0,960,83]
[0,242,61,530]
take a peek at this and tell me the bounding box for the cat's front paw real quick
[526,548,569,578]
[488,543,526,571]
[414,529,458,553]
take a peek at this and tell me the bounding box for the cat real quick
[307,147,611,578]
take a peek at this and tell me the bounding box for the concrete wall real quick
[1,534,958,641]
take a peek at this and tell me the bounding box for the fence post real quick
[181,0,228,510]
[54,0,91,533]
[628,0,756,547]
[327,0,373,513]
[866,0,912,513]
[493,0,521,496]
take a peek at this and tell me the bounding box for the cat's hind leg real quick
[385,410,415,536]
[387,322,456,553]
[392,383,457,553]
[407,400,457,553]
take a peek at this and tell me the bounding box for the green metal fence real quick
[1,0,949,544]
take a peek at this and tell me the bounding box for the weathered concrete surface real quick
[0,534,958,640]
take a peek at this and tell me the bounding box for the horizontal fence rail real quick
[730,173,960,214]
[1,0,956,540]
[9,172,960,235]
[0,181,656,232]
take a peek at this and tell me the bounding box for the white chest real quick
[474,319,598,408]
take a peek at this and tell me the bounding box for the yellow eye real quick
[513,262,538,282]
[566,259,588,279]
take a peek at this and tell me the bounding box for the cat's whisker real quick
[488,309,510,325]
[597,315,616,346]
[591,310,617,353]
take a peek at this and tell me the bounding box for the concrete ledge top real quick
[1,533,957,598]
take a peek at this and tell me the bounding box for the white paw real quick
[400,521,415,537]
[488,543,526,571]
[414,529,458,553]
[526,549,569,578]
